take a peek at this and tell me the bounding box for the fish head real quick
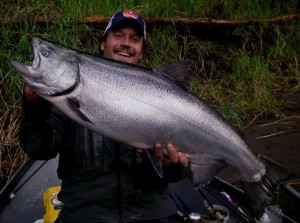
[10,36,79,96]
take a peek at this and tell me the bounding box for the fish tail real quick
[243,155,296,220]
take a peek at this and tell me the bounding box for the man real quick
[20,10,189,223]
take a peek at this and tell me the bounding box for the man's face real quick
[101,27,143,64]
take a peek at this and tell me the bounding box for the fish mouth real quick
[10,36,41,78]
[29,36,42,71]
[10,59,36,79]
[31,45,40,70]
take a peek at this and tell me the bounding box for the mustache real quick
[114,45,135,56]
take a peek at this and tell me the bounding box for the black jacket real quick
[19,96,189,223]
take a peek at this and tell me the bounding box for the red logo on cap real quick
[123,10,138,19]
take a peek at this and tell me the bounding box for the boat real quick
[0,157,60,223]
[0,155,299,223]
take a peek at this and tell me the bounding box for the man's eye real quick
[132,37,141,43]
[115,33,123,38]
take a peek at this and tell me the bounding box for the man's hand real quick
[24,85,42,104]
[154,143,189,167]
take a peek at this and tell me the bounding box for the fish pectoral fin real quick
[145,148,163,178]
[67,97,93,124]
[191,161,227,186]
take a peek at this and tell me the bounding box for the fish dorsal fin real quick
[154,60,193,91]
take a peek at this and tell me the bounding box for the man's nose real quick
[121,36,130,46]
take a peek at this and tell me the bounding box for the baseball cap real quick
[104,10,146,39]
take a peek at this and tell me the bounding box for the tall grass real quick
[0,0,299,186]
[1,0,299,19]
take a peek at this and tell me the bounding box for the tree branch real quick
[1,14,300,26]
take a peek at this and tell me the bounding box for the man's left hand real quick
[154,143,189,167]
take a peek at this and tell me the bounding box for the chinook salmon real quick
[11,36,294,219]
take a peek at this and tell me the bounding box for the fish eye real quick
[42,51,49,57]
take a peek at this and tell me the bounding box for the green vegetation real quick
[1,0,298,19]
[0,1,299,186]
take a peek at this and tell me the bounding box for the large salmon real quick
[10,36,294,219]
